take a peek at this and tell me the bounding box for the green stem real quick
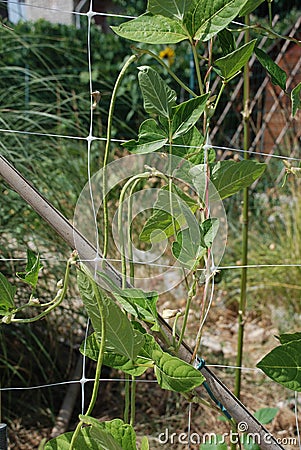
[267,0,273,27]
[191,42,204,95]
[232,21,251,450]
[176,274,197,351]
[8,254,76,324]
[103,54,137,258]
[118,172,150,289]
[133,47,197,98]
[130,376,136,426]
[70,267,106,448]
[124,374,130,423]
[128,178,141,285]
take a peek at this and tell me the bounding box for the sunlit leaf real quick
[255,48,287,91]
[148,0,193,20]
[77,269,145,360]
[184,0,249,41]
[291,82,301,117]
[44,429,105,450]
[153,349,205,392]
[80,333,151,376]
[257,339,301,391]
[16,249,43,289]
[171,93,210,139]
[123,119,168,154]
[138,66,177,118]
[111,15,188,44]
[211,160,266,199]
[214,39,256,80]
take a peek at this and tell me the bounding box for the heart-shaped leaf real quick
[257,339,301,391]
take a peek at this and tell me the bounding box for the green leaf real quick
[80,333,150,376]
[123,119,168,154]
[217,28,236,55]
[77,269,144,360]
[44,429,105,450]
[148,0,193,20]
[80,417,137,450]
[254,407,278,425]
[141,436,150,450]
[139,184,198,243]
[16,249,43,289]
[278,332,301,345]
[0,272,16,315]
[291,82,301,117]
[173,127,215,165]
[255,48,287,91]
[201,218,219,248]
[214,39,256,80]
[171,93,210,139]
[138,66,177,118]
[114,288,159,326]
[239,0,265,16]
[211,160,266,199]
[111,15,188,44]
[153,349,205,392]
[257,339,301,391]
[172,228,206,269]
[185,0,249,41]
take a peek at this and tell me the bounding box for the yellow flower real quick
[159,47,175,66]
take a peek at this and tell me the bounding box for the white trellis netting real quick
[0,1,301,449]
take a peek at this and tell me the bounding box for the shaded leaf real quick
[148,0,193,20]
[257,339,301,391]
[138,66,177,118]
[278,332,301,345]
[214,39,256,80]
[173,127,215,165]
[16,249,43,289]
[291,82,301,117]
[153,349,205,392]
[201,218,219,248]
[185,0,249,41]
[239,0,265,16]
[123,119,168,154]
[171,93,210,139]
[217,28,236,55]
[111,14,188,44]
[0,272,16,315]
[255,48,287,91]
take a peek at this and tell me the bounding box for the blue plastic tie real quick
[196,358,232,420]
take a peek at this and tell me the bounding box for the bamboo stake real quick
[0,155,285,450]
